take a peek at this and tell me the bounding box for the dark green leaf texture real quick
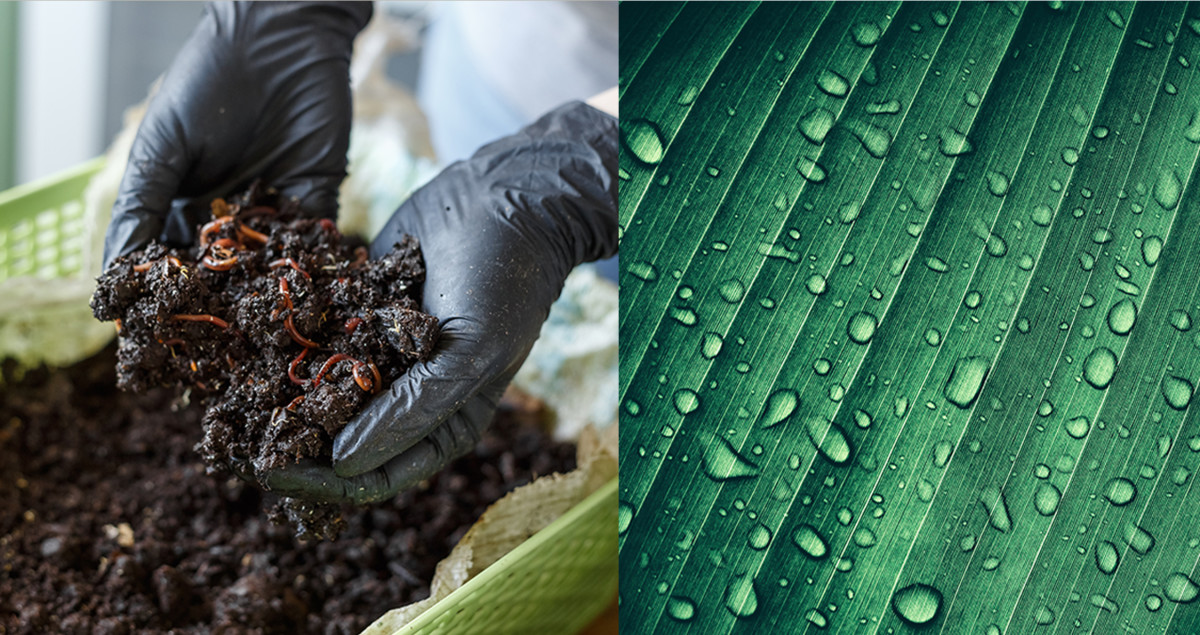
[619,3,1200,633]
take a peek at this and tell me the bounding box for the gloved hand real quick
[101,1,372,270]
[260,101,618,503]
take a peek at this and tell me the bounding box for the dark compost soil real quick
[0,346,576,634]
[90,185,442,539]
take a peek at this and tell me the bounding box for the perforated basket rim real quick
[392,476,618,635]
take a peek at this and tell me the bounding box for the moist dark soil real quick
[0,346,576,634]
[91,184,441,539]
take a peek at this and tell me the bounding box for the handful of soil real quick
[91,183,440,539]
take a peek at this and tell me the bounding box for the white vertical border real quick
[16,1,109,184]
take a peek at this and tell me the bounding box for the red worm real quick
[278,278,319,347]
[201,254,238,271]
[269,258,311,280]
[352,364,374,392]
[236,223,270,246]
[288,348,309,386]
[161,338,186,348]
[237,205,276,220]
[286,395,305,412]
[199,216,234,246]
[171,314,230,329]
[344,317,363,334]
[133,255,184,273]
[313,353,352,386]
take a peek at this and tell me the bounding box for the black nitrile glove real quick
[260,101,618,504]
[101,1,372,270]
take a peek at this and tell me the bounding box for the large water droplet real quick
[674,389,700,415]
[805,609,828,628]
[667,595,696,621]
[1103,477,1136,506]
[670,306,698,326]
[891,583,943,625]
[1162,375,1194,410]
[1034,482,1061,516]
[1106,8,1126,28]
[702,332,724,359]
[939,128,973,156]
[852,22,882,46]
[933,440,953,468]
[984,233,1008,257]
[1154,169,1182,210]
[719,279,745,303]
[979,485,1012,532]
[618,500,634,534]
[1142,235,1163,266]
[845,119,892,158]
[1165,572,1199,603]
[1095,540,1119,574]
[627,261,659,282]
[702,437,760,481]
[805,417,852,465]
[816,69,849,97]
[806,273,828,295]
[621,118,666,165]
[847,311,878,344]
[1107,299,1137,335]
[761,389,799,428]
[866,99,901,115]
[926,256,950,273]
[748,523,772,550]
[1031,204,1053,227]
[1083,347,1118,389]
[1122,522,1155,555]
[793,524,829,559]
[1186,108,1200,142]
[1170,309,1193,332]
[944,356,990,409]
[798,108,836,145]
[723,573,758,617]
[1065,415,1090,439]
[986,171,1010,197]
[796,156,828,183]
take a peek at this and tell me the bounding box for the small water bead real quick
[1122,522,1155,555]
[793,524,829,559]
[964,290,982,309]
[718,279,745,303]
[760,389,799,428]
[1062,147,1080,165]
[1064,415,1090,439]
[670,307,697,326]
[853,527,877,548]
[813,358,832,375]
[676,85,699,105]
[618,501,634,534]
[866,99,902,115]
[939,127,974,156]
[1031,204,1053,227]
[924,328,942,346]
[1083,347,1117,389]
[926,256,950,273]
[1146,594,1163,611]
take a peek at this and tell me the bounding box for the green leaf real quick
[619,2,1200,632]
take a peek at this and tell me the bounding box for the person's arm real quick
[103,1,372,270]
[261,101,618,503]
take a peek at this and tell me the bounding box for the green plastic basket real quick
[0,160,618,633]
[391,478,618,635]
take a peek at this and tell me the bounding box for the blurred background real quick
[0,1,617,186]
